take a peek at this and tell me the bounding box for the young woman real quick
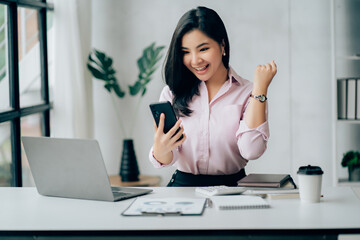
[149,6,277,187]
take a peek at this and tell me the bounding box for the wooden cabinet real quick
[109,175,161,187]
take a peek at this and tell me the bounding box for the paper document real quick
[122,197,207,216]
[243,189,299,199]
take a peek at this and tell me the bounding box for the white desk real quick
[0,186,359,239]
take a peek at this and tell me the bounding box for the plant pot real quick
[119,139,140,182]
[348,167,360,182]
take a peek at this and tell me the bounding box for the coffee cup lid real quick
[297,165,323,175]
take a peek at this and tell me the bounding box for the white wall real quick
[91,0,333,186]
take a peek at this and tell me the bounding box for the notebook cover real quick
[237,174,292,188]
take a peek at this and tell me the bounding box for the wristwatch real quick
[250,94,267,103]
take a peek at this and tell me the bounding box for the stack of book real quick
[237,173,299,199]
[337,78,360,120]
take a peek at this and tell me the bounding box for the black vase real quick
[119,139,140,182]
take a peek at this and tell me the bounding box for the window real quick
[19,7,43,108]
[0,0,54,187]
[0,5,9,113]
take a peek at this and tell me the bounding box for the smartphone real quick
[149,101,183,141]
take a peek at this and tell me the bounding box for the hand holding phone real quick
[149,101,185,165]
[149,101,184,141]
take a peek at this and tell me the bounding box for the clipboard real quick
[122,197,207,216]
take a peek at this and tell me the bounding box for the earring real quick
[223,52,226,56]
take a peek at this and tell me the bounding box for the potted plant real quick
[341,150,360,182]
[87,42,165,182]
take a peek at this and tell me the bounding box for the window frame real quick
[0,0,54,187]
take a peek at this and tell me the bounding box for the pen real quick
[141,211,182,216]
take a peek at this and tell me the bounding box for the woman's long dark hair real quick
[164,6,230,117]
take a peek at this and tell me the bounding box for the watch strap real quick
[250,94,267,102]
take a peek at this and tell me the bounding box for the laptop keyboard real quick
[111,187,132,199]
[113,192,130,197]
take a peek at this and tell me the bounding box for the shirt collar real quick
[227,65,244,86]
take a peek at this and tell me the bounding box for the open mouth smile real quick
[193,64,209,73]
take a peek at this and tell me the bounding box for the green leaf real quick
[137,57,146,74]
[155,54,164,63]
[143,53,150,69]
[92,50,105,68]
[145,68,157,78]
[342,151,360,168]
[137,73,143,80]
[129,81,143,96]
[104,82,125,98]
[113,84,126,98]
[88,43,165,99]
[149,44,155,59]
[87,62,107,80]
[104,57,113,69]
[104,83,112,93]
[87,48,127,98]
[87,48,116,81]
[144,43,154,55]
[141,77,151,85]
[129,42,165,97]
[154,46,165,56]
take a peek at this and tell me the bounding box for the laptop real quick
[21,136,152,202]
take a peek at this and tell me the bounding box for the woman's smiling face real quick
[181,29,225,82]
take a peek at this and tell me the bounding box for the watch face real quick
[250,94,267,102]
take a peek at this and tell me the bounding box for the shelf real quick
[331,0,360,188]
[338,178,360,187]
[336,55,360,60]
[337,119,360,124]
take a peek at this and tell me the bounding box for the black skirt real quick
[167,169,246,187]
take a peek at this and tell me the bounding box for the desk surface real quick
[1,186,360,234]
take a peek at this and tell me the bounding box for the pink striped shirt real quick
[149,67,269,175]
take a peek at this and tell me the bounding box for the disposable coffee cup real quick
[297,165,323,203]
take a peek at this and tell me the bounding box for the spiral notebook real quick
[210,195,270,210]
